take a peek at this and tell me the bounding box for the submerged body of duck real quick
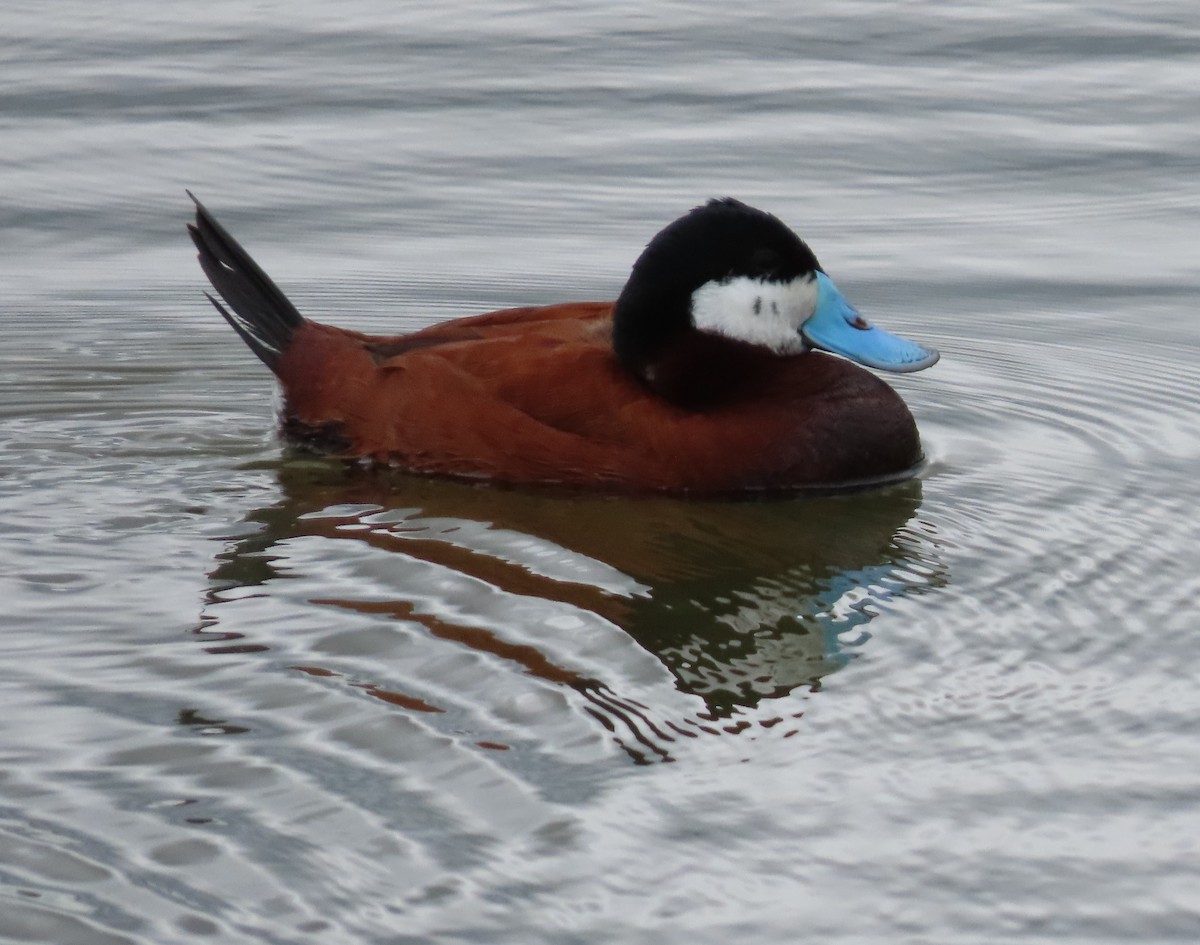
[188,195,937,494]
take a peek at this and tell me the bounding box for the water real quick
[2,1,1199,942]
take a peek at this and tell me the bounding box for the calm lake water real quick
[3,1,1199,942]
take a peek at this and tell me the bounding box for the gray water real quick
[2,1,1199,942]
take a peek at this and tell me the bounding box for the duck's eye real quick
[750,248,780,275]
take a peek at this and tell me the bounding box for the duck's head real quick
[612,198,938,405]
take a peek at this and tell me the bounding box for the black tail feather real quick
[187,191,305,373]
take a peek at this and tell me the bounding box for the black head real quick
[612,199,824,401]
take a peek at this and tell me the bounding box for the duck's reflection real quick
[204,461,946,762]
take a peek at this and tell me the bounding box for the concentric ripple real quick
[4,0,1200,941]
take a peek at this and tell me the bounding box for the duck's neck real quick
[618,325,785,410]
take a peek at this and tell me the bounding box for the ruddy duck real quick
[188,195,937,494]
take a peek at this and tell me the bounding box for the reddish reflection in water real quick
[202,461,946,762]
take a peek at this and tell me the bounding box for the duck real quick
[188,194,938,494]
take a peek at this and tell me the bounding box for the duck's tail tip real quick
[187,192,306,374]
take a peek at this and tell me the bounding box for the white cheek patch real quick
[690,274,818,355]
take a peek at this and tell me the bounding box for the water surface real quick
[2,2,1199,942]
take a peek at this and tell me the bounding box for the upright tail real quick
[187,192,305,374]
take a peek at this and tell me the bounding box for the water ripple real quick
[4,1,1200,941]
